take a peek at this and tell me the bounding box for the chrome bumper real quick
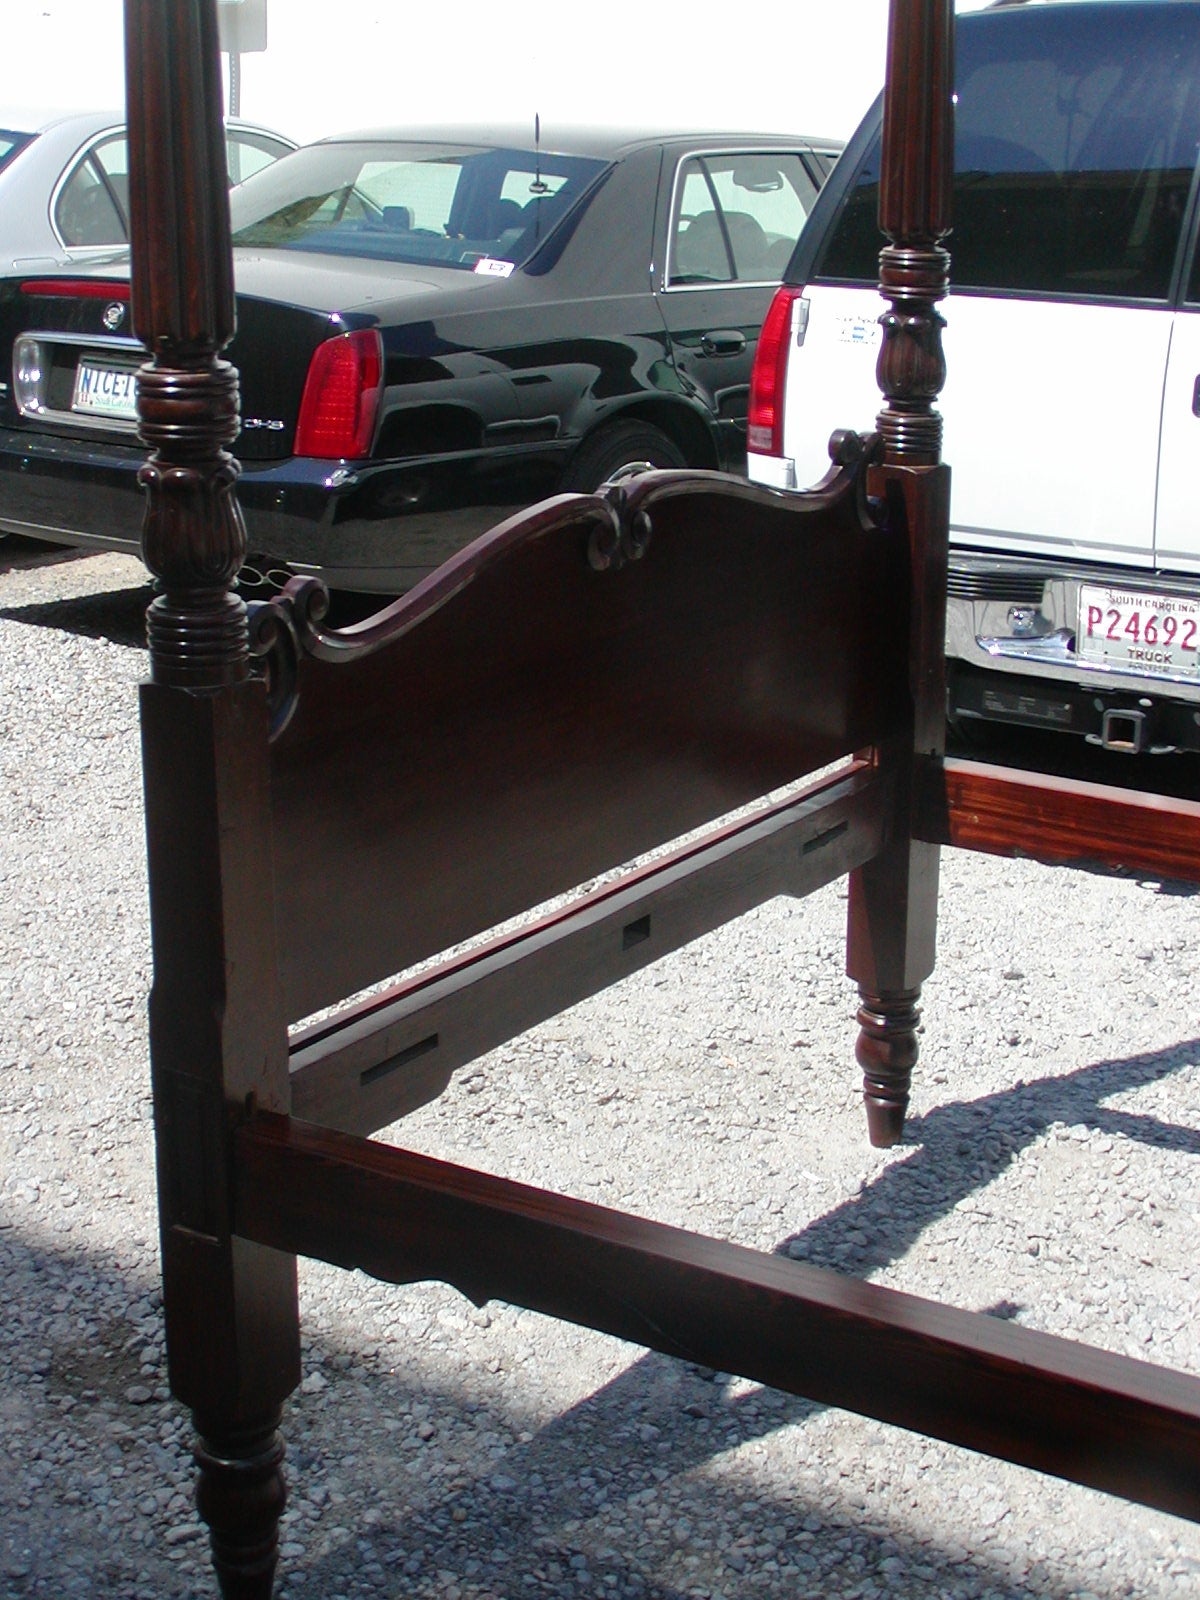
[945,552,1200,707]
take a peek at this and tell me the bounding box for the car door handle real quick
[1193,375,1200,417]
[699,329,746,357]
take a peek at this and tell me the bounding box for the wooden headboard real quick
[112,2,1200,1597]
[265,459,906,1021]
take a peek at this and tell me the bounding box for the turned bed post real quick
[847,0,953,1146]
[125,2,300,1593]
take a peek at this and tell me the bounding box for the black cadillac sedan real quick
[0,122,839,591]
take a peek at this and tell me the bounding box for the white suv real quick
[747,0,1200,756]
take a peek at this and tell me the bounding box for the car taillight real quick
[748,286,804,457]
[294,328,383,458]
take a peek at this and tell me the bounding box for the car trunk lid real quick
[2,253,497,462]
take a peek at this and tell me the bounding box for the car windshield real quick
[0,129,36,175]
[229,139,608,272]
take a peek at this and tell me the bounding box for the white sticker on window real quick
[474,257,515,278]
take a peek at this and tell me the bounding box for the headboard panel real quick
[267,459,908,1020]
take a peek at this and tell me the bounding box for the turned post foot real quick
[856,986,921,1147]
[194,1410,288,1599]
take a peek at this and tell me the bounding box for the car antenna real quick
[531,113,550,196]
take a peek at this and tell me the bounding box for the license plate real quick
[1077,584,1200,679]
[71,358,138,420]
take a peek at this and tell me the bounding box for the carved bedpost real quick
[847,0,953,1147]
[125,3,300,1594]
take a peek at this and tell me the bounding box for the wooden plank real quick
[920,756,1200,883]
[234,1111,1200,1525]
[289,760,887,1132]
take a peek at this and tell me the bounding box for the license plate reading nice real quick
[72,359,138,420]
[1077,584,1200,679]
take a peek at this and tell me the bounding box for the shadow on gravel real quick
[217,1041,1200,1597]
[0,1233,1063,1600]
[0,535,94,573]
[387,1034,1198,1598]
[0,585,389,656]
[0,587,153,651]
[778,1034,1200,1279]
[6,1037,1199,1597]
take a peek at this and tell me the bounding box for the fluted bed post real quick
[125,2,300,1593]
[847,0,954,1147]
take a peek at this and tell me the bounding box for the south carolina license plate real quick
[1077,584,1200,679]
[71,358,139,420]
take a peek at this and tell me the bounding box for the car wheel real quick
[561,421,687,493]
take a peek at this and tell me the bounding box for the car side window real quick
[226,131,288,185]
[55,134,129,248]
[669,153,818,287]
[816,8,1200,302]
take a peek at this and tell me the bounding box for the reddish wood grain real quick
[270,466,907,1022]
[921,757,1200,883]
[236,1110,1200,1524]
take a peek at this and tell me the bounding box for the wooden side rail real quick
[234,1109,1200,1526]
[290,758,888,1132]
[919,756,1200,884]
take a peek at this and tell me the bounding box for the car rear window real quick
[815,4,1200,302]
[229,140,608,273]
[0,129,35,175]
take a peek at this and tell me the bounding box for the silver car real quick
[0,107,295,270]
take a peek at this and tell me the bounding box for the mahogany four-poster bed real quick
[110,0,1200,1593]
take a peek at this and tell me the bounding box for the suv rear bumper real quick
[946,550,1200,752]
[948,661,1200,754]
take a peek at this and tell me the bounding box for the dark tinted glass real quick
[816,5,1200,301]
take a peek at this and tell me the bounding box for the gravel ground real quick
[3,544,1200,1600]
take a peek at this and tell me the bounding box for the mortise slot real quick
[360,1034,439,1087]
[622,915,652,951]
[801,820,848,855]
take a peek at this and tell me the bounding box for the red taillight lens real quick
[294,328,384,459]
[748,286,802,457]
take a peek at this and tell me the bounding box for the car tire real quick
[560,421,687,493]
